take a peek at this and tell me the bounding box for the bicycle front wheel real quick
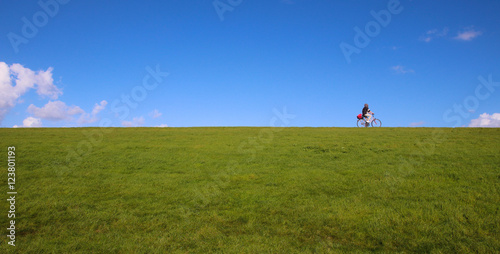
[371,119,382,127]
[357,119,366,127]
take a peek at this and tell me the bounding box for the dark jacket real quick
[362,107,370,115]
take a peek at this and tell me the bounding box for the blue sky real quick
[1,0,499,127]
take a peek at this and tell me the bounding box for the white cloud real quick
[0,62,62,124]
[122,116,145,127]
[392,65,415,74]
[454,27,482,41]
[27,101,84,121]
[149,109,162,119]
[0,62,107,127]
[420,27,448,42]
[91,100,107,115]
[468,113,500,127]
[10,63,62,99]
[13,117,43,128]
[421,27,482,42]
[156,124,169,127]
[78,100,108,124]
[409,121,425,127]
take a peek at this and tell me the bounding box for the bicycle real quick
[356,114,382,127]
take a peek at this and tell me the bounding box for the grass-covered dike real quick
[0,127,499,253]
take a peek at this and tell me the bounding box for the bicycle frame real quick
[357,115,382,127]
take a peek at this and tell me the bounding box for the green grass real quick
[0,127,499,253]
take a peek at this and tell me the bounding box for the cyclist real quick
[362,104,374,123]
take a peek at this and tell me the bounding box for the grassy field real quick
[0,127,499,253]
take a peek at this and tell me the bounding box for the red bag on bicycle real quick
[357,114,363,119]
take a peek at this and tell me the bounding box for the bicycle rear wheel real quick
[357,119,366,127]
[371,119,382,127]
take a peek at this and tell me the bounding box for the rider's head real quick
[364,104,368,108]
